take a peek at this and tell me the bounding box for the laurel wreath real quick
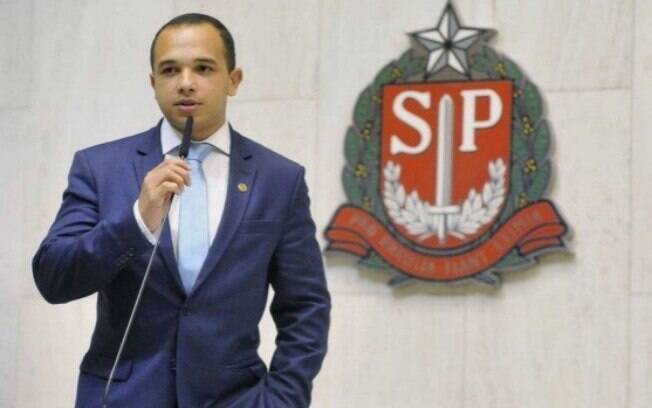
[341,42,553,284]
[383,159,506,241]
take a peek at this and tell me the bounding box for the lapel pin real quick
[238,183,248,192]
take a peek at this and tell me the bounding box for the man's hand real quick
[138,158,191,232]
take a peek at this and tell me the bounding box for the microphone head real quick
[178,116,194,158]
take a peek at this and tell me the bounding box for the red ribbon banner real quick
[325,200,567,281]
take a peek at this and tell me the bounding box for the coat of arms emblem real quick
[325,4,569,286]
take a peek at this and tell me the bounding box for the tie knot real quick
[187,143,214,162]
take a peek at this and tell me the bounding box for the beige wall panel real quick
[494,0,632,90]
[0,110,28,407]
[632,0,652,293]
[254,295,276,367]
[312,292,465,408]
[16,297,95,408]
[454,0,495,25]
[175,0,320,101]
[0,0,32,109]
[227,99,317,194]
[464,90,630,408]
[630,295,652,408]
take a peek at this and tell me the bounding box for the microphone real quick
[102,116,194,407]
[178,115,193,158]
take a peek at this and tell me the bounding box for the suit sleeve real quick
[32,150,152,304]
[264,167,331,407]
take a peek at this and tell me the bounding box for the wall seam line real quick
[626,1,636,408]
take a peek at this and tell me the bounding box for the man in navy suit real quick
[32,13,330,408]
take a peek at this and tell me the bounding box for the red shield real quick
[381,80,513,250]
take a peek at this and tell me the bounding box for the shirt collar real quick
[160,117,231,156]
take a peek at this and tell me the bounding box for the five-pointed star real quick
[410,4,486,76]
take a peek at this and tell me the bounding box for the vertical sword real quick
[430,94,460,243]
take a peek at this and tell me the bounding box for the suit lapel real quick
[132,122,186,296]
[190,129,256,296]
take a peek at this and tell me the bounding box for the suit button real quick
[170,358,176,371]
[181,305,190,315]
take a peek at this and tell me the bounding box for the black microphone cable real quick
[102,116,193,408]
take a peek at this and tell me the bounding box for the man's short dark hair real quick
[150,13,236,72]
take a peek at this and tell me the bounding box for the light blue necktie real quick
[178,143,213,294]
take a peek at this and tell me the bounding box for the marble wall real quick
[2,0,650,406]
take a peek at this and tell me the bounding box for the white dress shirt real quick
[133,118,230,258]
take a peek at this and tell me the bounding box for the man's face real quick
[150,23,242,140]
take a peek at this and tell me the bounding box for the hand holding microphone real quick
[137,117,194,232]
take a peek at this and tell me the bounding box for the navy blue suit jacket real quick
[32,123,331,407]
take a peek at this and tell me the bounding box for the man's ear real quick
[149,73,155,89]
[228,68,243,96]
